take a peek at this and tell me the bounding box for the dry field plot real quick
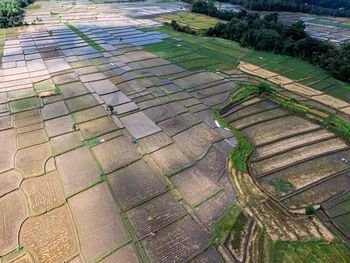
[21,170,65,215]
[250,138,348,176]
[0,169,21,197]
[56,146,100,196]
[0,190,28,255]
[45,115,75,137]
[78,116,119,139]
[99,244,140,263]
[20,206,78,263]
[173,123,221,161]
[171,164,222,206]
[258,150,350,198]
[224,96,350,223]
[0,129,17,173]
[15,142,52,178]
[65,94,100,113]
[282,173,350,209]
[224,100,278,123]
[17,129,48,149]
[59,82,89,99]
[126,192,186,238]
[107,160,167,210]
[142,216,208,263]
[68,182,129,262]
[72,105,107,124]
[242,115,320,146]
[230,108,290,130]
[92,136,140,173]
[252,129,335,159]
[158,112,200,137]
[149,144,192,176]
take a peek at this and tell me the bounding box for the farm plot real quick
[149,143,192,176]
[15,142,52,178]
[19,206,78,263]
[91,136,140,173]
[224,100,279,123]
[68,182,129,262]
[171,164,222,206]
[230,108,290,130]
[242,115,320,146]
[142,216,208,263]
[320,192,350,241]
[173,123,221,161]
[258,150,350,198]
[0,170,21,197]
[249,137,348,176]
[143,27,249,72]
[107,160,167,210]
[126,192,186,238]
[282,172,350,209]
[56,146,101,196]
[21,170,65,215]
[252,129,335,159]
[99,244,139,263]
[158,112,201,136]
[0,191,28,256]
[157,12,223,31]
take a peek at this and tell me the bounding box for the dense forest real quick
[222,0,350,17]
[0,0,34,28]
[192,0,350,82]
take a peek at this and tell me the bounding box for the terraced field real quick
[220,93,350,246]
[1,1,350,262]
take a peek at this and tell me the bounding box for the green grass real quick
[210,204,241,245]
[158,12,224,31]
[269,178,294,194]
[143,25,249,72]
[230,212,249,251]
[65,22,105,52]
[271,240,350,263]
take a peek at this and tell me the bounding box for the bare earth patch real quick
[68,182,129,262]
[56,146,101,196]
[21,170,65,215]
[20,205,78,263]
[0,190,28,255]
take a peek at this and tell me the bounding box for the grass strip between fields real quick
[65,22,105,52]
[209,203,241,246]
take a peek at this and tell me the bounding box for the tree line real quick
[0,0,34,28]
[217,0,350,17]
[192,0,350,82]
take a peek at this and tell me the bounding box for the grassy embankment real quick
[65,22,105,52]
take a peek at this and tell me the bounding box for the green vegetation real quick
[270,240,350,263]
[143,25,249,72]
[210,204,241,245]
[269,178,294,193]
[65,22,105,52]
[230,212,249,250]
[193,1,350,83]
[305,205,316,215]
[0,0,35,28]
[83,137,100,147]
[158,12,224,32]
[226,0,350,17]
[106,105,114,115]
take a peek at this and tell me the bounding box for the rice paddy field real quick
[156,12,224,30]
[143,25,249,71]
[241,51,350,103]
[144,23,350,103]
